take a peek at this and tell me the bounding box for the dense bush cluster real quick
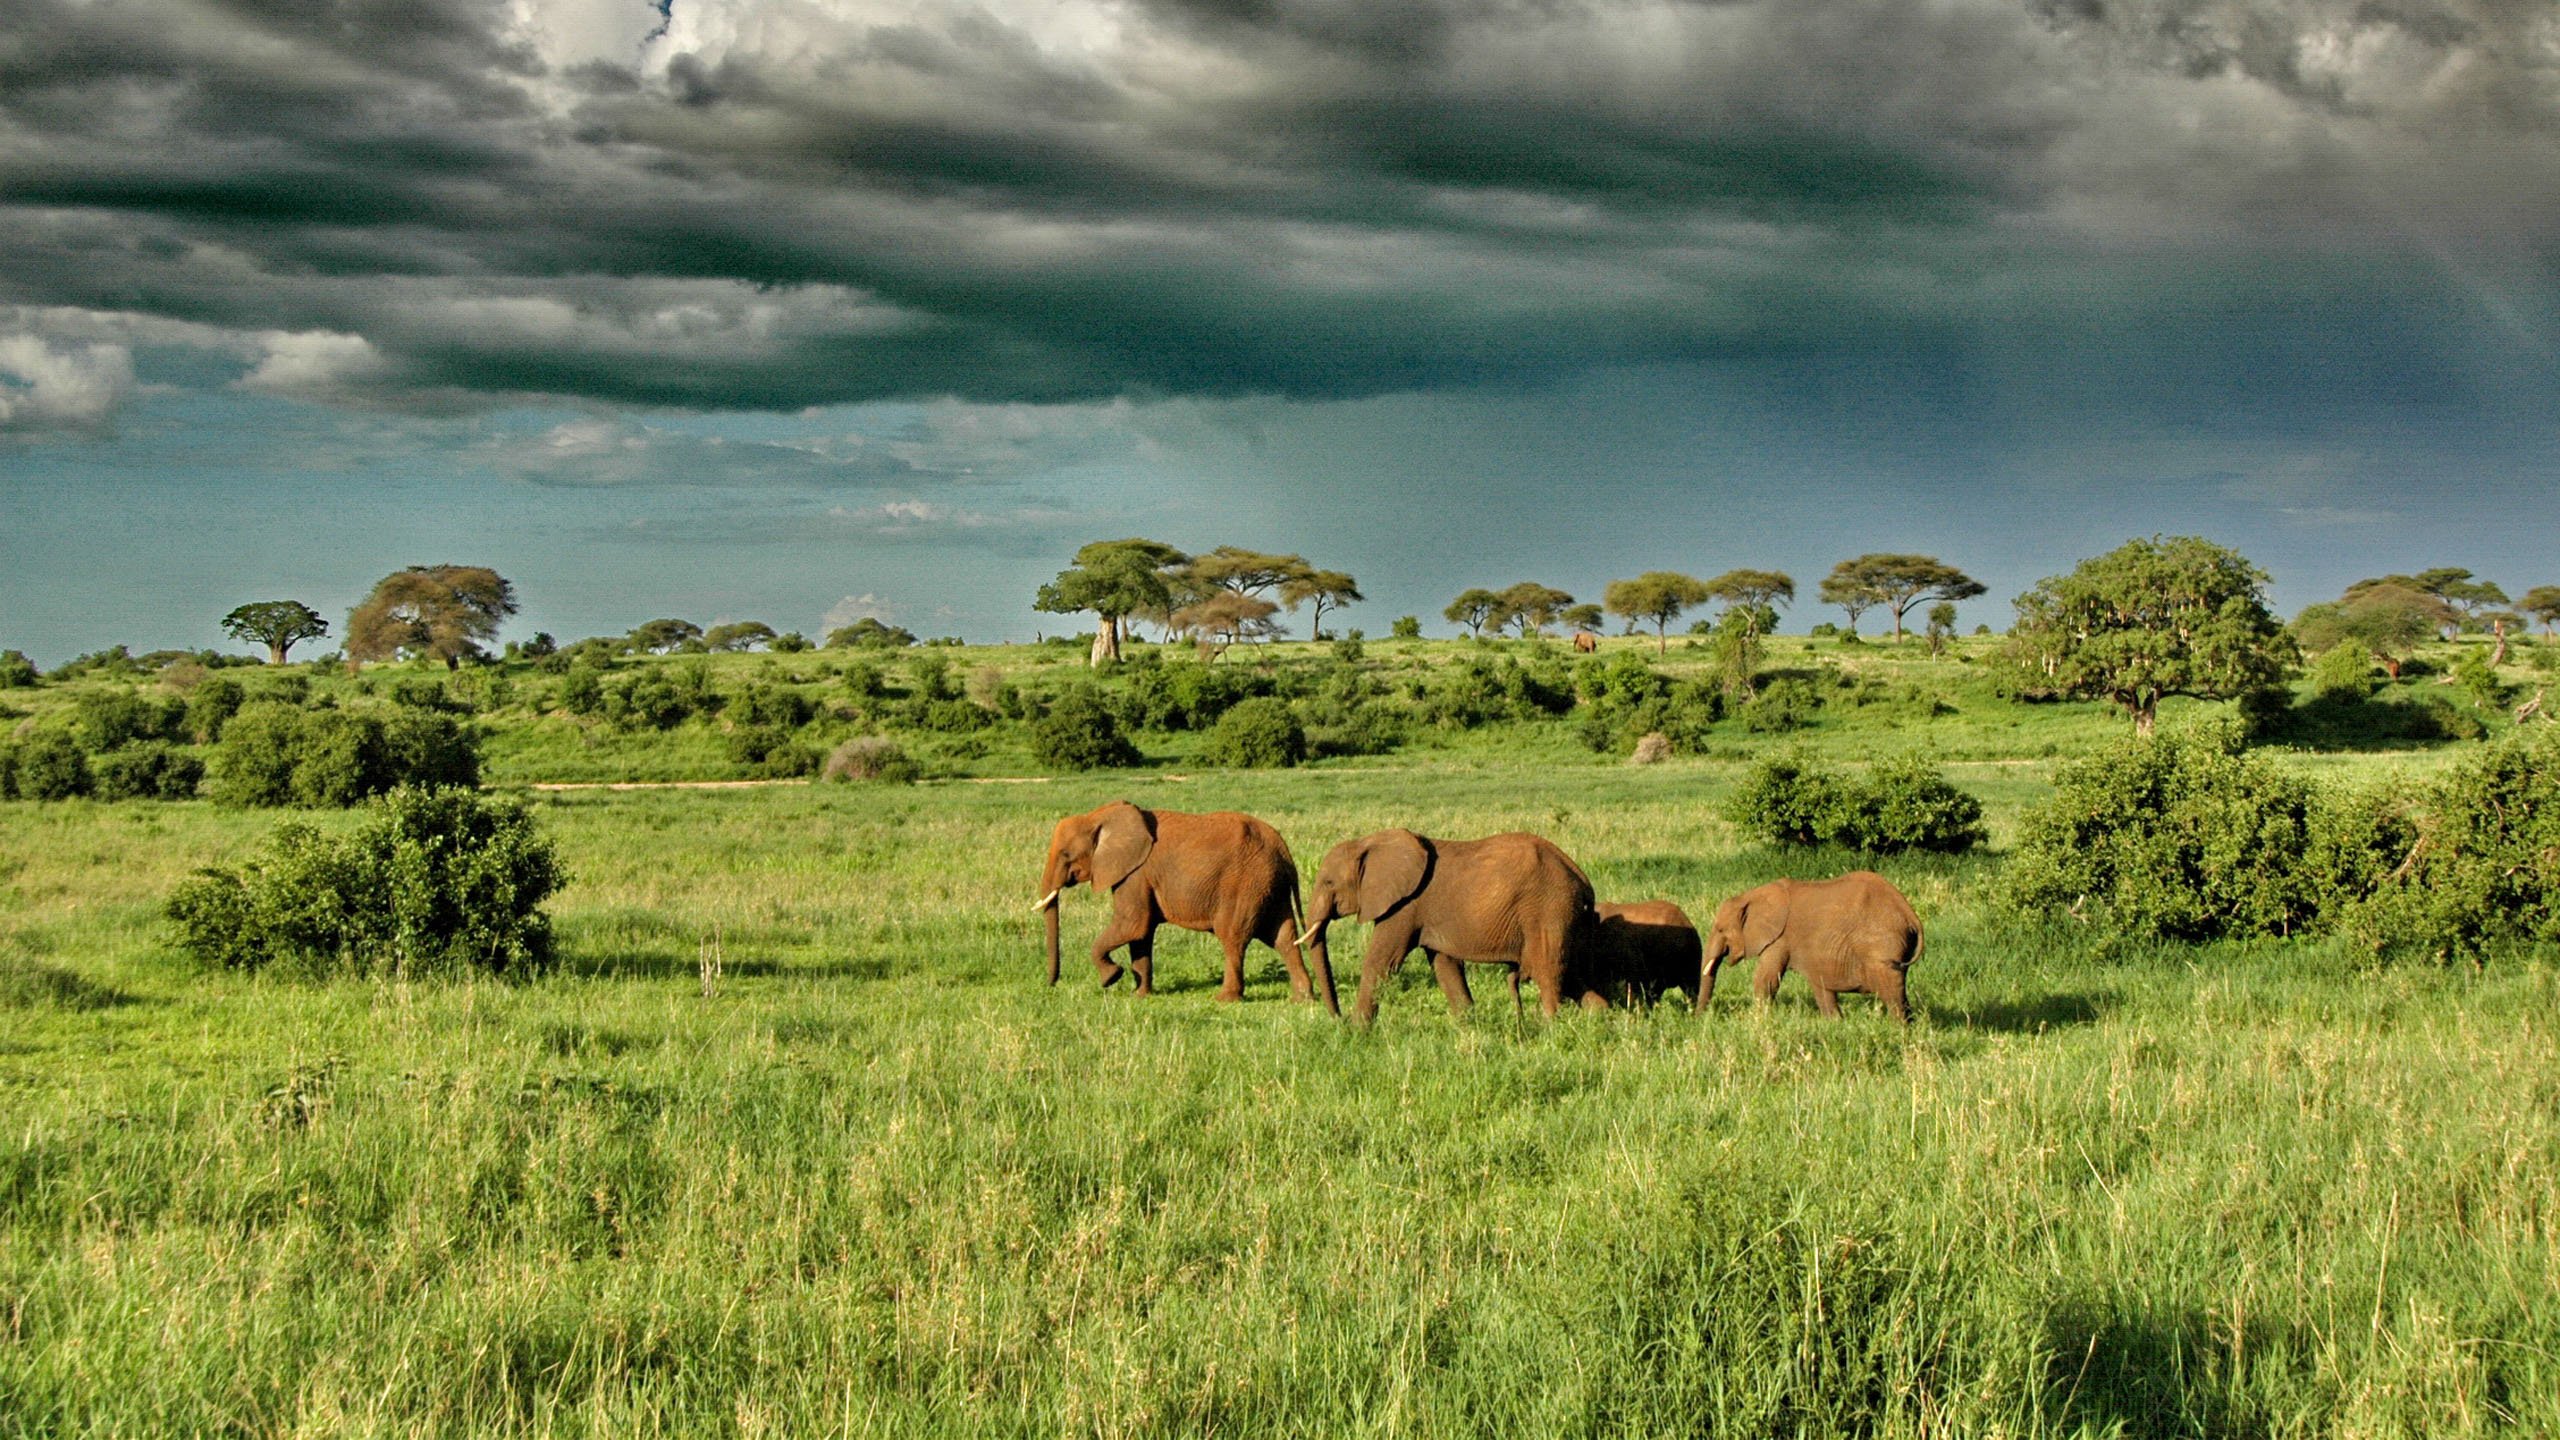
[1032,688,1141,770]
[1418,654,1575,729]
[1725,753,1984,854]
[209,701,479,807]
[1997,726,2403,942]
[1204,697,1307,768]
[167,788,562,977]
[1574,650,1723,754]
[2342,728,2560,963]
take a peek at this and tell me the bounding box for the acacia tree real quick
[626,618,702,653]
[1561,602,1605,635]
[1816,563,1883,636]
[2295,585,2450,678]
[1035,538,1188,667]
[1828,555,1982,642]
[1705,569,1794,639]
[1279,568,1363,641]
[1925,601,1959,657]
[2518,585,2560,636]
[1604,572,1711,655]
[221,600,329,664]
[1495,582,1575,637]
[1444,588,1503,638]
[704,621,777,652]
[2004,536,2292,736]
[1171,591,1282,657]
[345,565,518,671]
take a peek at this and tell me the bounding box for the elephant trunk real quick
[1695,936,1727,1013]
[1039,853,1070,986]
[1304,892,1339,1012]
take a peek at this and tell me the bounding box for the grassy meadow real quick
[4,636,2559,1435]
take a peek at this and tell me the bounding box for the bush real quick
[187,675,247,742]
[2343,729,2560,964]
[728,724,818,776]
[90,743,205,801]
[207,701,480,807]
[2308,644,2378,703]
[1205,697,1308,768]
[166,788,563,978]
[2452,649,2508,711]
[1032,689,1141,771]
[9,732,92,801]
[731,682,815,730]
[1726,752,1982,854]
[910,697,993,733]
[1420,655,1574,729]
[1997,726,2383,941]
[771,631,811,653]
[1390,616,1422,640]
[1739,677,1821,733]
[606,665,716,729]
[0,650,36,688]
[74,690,186,750]
[821,737,918,784]
[559,665,606,715]
[1331,631,1366,664]
[1128,662,1271,731]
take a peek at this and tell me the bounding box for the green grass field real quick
[6,690,2558,1436]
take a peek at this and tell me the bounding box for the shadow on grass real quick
[0,955,142,1011]
[2043,1303,2297,1440]
[562,949,894,984]
[1938,990,2112,1034]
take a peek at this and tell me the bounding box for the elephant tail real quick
[1901,922,1925,971]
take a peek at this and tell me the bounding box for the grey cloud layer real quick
[2,0,2552,416]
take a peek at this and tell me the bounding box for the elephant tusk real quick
[1033,889,1060,911]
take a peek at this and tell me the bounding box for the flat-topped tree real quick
[1816,563,1883,637]
[1561,602,1604,635]
[1705,569,1794,639]
[1184,546,1311,599]
[2519,586,2560,636]
[2006,536,2291,736]
[221,600,329,664]
[2295,585,2447,679]
[626,618,702,654]
[1035,538,1188,667]
[1496,582,1575,638]
[1827,555,1980,642]
[704,621,777,652]
[1279,568,1362,641]
[345,565,517,671]
[1604,572,1711,655]
[1171,591,1282,657]
[1444,588,1503,639]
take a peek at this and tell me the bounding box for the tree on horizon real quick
[221,600,329,665]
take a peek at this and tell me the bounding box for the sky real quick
[2,0,2556,662]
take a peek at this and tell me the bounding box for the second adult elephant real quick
[1305,829,1602,1025]
[1588,900,1704,1008]
[1697,871,1923,1024]
[1035,802,1334,1011]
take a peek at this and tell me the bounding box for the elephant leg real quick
[1214,927,1248,1003]
[1429,951,1473,1018]
[1811,983,1841,1019]
[1750,949,1788,1007]
[1876,967,1911,1026]
[1268,914,1318,1005]
[1126,922,1157,994]
[1351,920,1418,1027]
[1509,964,1525,1020]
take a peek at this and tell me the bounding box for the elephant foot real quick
[1096,961,1124,990]
[1213,986,1245,1003]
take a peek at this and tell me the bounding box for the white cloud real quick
[823,593,899,630]
[0,334,135,437]
[238,331,392,401]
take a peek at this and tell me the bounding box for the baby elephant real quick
[1585,900,1703,1008]
[1698,872,1923,1024]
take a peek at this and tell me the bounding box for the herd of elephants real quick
[1033,801,1925,1025]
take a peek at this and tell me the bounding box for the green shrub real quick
[771,631,811,653]
[1739,677,1821,733]
[1331,631,1365,664]
[559,665,606,715]
[0,650,37,688]
[10,732,92,801]
[186,675,247,742]
[821,737,917,783]
[90,743,205,801]
[1204,697,1307,768]
[842,661,888,701]
[2452,649,2508,711]
[2308,644,2378,702]
[166,788,562,978]
[1998,726,2384,941]
[910,697,993,733]
[74,690,185,750]
[2343,729,2560,963]
[727,723,817,776]
[1032,689,1141,771]
[1390,616,1422,640]
[1725,752,1983,854]
[1420,656,1573,729]
[207,701,480,807]
[731,682,815,730]
[605,665,716,729]
[1128,662,1270,731]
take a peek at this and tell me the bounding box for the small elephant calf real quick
[1699,872,1923,1024]
[1585,900,1703,1008]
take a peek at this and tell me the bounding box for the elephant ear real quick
[1738,885,1790,955]
[1355,830,1431,921]
[1091,802,1157,893]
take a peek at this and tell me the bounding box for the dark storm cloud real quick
[1,0,2553,415]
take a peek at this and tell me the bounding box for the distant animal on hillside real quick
[1573,630,1598,653]
[1305,828,1602,1025]
[1035,802,1331,1011]
[1698,872,1923,1024]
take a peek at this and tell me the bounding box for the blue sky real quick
[4,0,2556,662]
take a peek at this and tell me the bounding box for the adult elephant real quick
[1305,829,1601,1025]
[1697,872,1923,1024]
[1034,802,1334,1011]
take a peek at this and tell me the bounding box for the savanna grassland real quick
[3,634,2558,1436]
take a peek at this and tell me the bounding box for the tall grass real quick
[3,760,2556,1435]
